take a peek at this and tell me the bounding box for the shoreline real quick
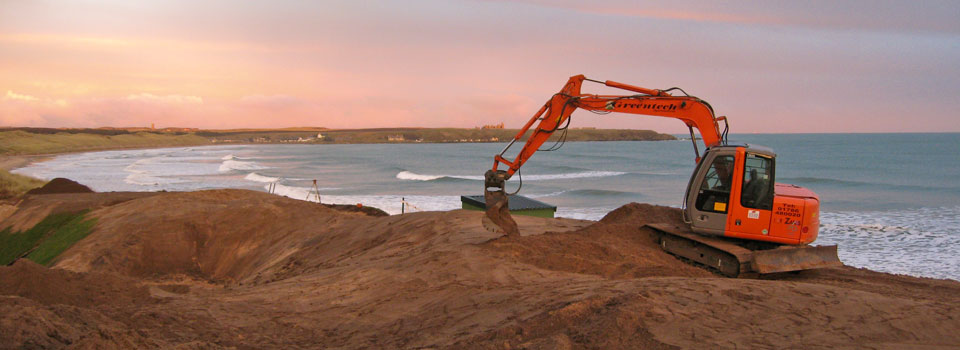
[0,138,681,172]
[0,155,52,172]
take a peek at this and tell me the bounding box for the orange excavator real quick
[483,74,841,277]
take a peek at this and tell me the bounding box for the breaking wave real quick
[219,160,266,172]
[244,172,280,183]
[395,170,627,182]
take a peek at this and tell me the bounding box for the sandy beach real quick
[0,155,51,172]
[2,188,958,349]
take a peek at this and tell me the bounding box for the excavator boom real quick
[489,75,723,180]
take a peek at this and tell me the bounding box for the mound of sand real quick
[0,259,152,308]
[25,178,93,195]
[0,189,957,349]
[483,203,711,279]
[1,192,159,232]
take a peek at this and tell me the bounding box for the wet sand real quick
[0,155,51,172]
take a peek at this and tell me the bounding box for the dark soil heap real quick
[25,178,93,195]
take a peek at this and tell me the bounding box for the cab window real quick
[740,154,774,210]
[695,155,735,213]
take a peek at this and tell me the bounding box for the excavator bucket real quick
[482,170,520,237]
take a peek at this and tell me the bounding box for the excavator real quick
[482,74,842,277]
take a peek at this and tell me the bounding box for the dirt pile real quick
[0,260,224,349]
[0,190,958,349]
[483,203,710,279]
[323,203,389,217]
[25,178,93,195]
[55,189,345,282]
[0,192,159,232]
[0,259,152,308]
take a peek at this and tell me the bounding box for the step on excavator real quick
[482,74,842,277]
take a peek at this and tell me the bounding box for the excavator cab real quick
[685,144,823,245]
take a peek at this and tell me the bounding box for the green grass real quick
[0,211,97,266]
[0,169,46,199]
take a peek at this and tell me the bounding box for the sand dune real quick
[1,189,958,349]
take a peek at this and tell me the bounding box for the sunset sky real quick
[1,1,958,133]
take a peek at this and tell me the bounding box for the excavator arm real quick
[483,74,728,236]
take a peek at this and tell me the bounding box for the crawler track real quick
[646,223,842,278]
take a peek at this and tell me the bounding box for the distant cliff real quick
[0,127,675,156]
[201,127,676,144]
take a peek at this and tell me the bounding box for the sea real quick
[12,133,960,280]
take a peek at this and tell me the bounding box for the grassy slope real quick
[0,130,211,156]
[0,211,97,266]
[0,170,46,199]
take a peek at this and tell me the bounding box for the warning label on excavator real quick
[775,203,802,218]
[748,210,760,219]
[714,202,727,212]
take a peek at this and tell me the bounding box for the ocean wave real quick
[221,154,238,160]
[521,171,628,181]
[123,157,165,186]
[219,160,267,172]
[123,171,189,187]
[527,189,641,198]
[817,206,960,280]
[124,173,161,186]
[270,184,342,200]
[395,170,627,182]
[244,172,280,183]
[780,176,954,192]
[568,189,641,197]
[526,190,568,198]
[395,171,484,181]
[266,190,462,215]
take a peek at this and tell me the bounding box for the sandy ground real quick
[1,189,958,349]
[0,155,52,172]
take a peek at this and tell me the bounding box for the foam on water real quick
[395,171,474,181]
[269,184,450,214]
[817,207,960,280]
[219,160,267,172]
[270,183,341,199]
[244,172,280,183]
[396,170,626,182]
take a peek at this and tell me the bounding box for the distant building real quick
[387,135,405,142]
[159,127,199,132]
[480,122,505,129]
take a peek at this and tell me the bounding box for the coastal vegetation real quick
[0,170,45,199]
[0,127,675,157]
[201,127,676,144]
[0,129,210,156]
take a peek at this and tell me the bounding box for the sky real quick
[1,0,958,133]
